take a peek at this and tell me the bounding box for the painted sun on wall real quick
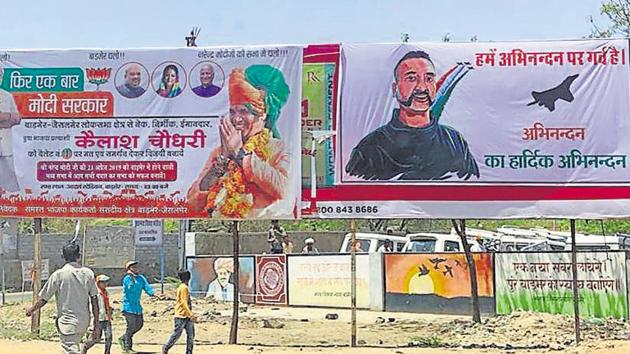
[385,253,495,315]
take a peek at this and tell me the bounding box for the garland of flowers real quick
[204,128,271,218]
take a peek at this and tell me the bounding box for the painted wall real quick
[384,253,495,315]
[496,252,628,319]
[187,256,255,304]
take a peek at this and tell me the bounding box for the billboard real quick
[301,44,339,217]
[384,253,495,315]
[0,46,303,219]
[312,39,630,218]
[496,252,628,318]
[287,254,371,308]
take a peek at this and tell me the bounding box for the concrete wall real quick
[0,227,179,290]
[1,228,347,291]
[192,231,346,256]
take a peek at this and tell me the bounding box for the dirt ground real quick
[2,289,630,353]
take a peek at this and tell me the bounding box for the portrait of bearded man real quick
[345,50,479,181]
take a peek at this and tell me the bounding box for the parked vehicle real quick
[339,233,408,253]
[564,234,629,251]
[402,233,464,253]
[496,226,565,251]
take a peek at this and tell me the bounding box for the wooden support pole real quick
[31,218,42,335]
[570,219,581,344]
[229,220,240,344]
[451,219,481,323]
[350,219,357,347]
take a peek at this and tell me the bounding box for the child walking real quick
[163,269,195,354]
[82,275,113,354]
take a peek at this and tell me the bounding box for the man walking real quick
[162,269,196,354]
[25,242,100,354]
[82,275,113,354]
[119,260,161,353]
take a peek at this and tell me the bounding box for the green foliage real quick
[0,320,57,341]
[589,0,630,37]
[11,217,630,236]
[409,335,444,347]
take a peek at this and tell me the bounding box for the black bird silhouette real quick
[454,259,462,267]
[429,257,447,270]
[418,264,430,276]
[527,74,579,112]
[443,265,454,277]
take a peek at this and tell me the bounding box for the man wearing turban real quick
[187,65,290,218]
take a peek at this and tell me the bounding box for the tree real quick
[590,0,630,37]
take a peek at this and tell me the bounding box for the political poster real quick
[0,46,303,219]
[496,252,628,319]
[313,39,630,219]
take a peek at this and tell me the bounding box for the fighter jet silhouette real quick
[443,265,454,278]
[418,264,430,276]
[527,74,579,112]
[429,257,447,270]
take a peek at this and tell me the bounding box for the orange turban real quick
[228,68,265,116]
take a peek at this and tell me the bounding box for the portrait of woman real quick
[156,64,183,98]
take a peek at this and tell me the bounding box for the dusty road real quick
[1,288,630,353]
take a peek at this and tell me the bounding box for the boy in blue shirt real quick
[118,261,162,353]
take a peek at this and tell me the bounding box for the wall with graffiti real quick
[384,253,495,315]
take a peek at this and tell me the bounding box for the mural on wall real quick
[496,252,628,319]
[187,256,255,303]
[255,255,287,305]
[385,253,494,315]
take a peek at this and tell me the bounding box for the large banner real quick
[301,44,339,217]
[384,253,495,315]
[314,40,630,218]
[0,46,302,219]
[187,256,255,303]
[287,254,370,308]
[496,252,628,318]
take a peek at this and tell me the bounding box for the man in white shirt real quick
[26,242,100,354]
[206,258,235,302]
[0,65,20,192]
[470,236,487,252]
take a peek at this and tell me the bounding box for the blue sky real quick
[1,0,612,49]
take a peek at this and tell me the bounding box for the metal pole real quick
[178,220,189,268]
[1,222,5,305]
[229,220,240,344]
[31,218,42,335]
[350,219,357,347]
[570,219,581,344]
[160,220,165,294]
[160,244,165,294]
[81,223,87,266]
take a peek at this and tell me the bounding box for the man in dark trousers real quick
[119,260,162,353]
